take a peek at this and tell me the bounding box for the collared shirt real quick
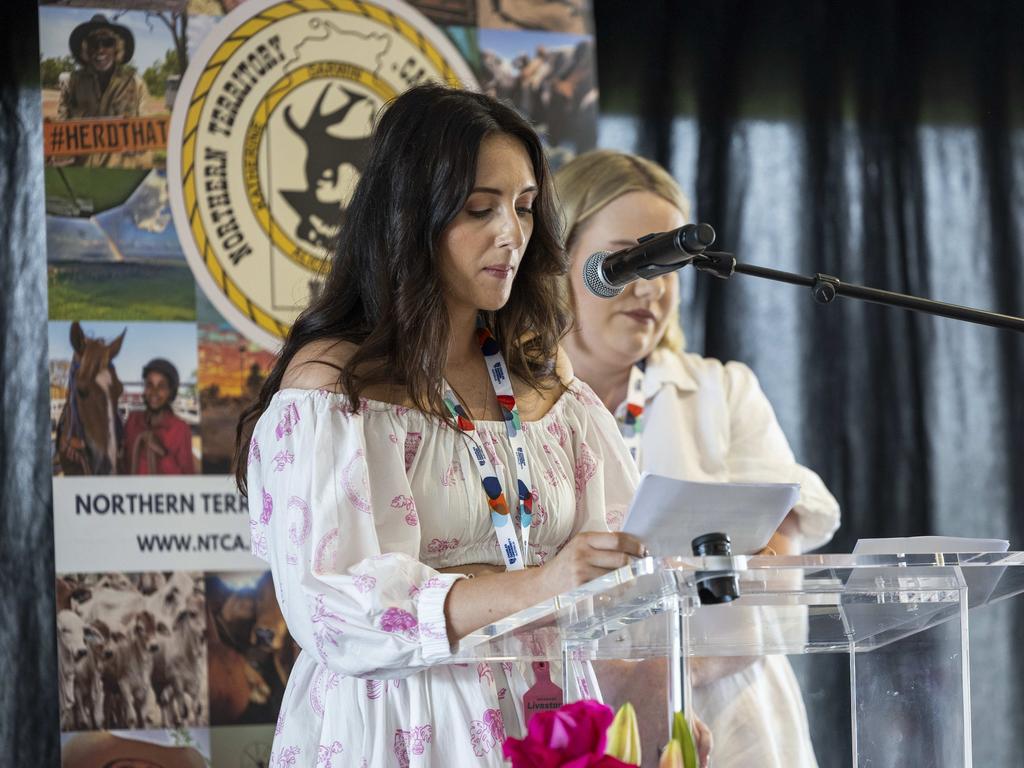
[616,347,840,551]
[615,347,838,768]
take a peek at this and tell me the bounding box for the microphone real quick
[582,223,716,298]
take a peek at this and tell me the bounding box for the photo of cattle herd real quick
[55,569,296,732]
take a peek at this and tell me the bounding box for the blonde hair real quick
[555,149,690,353]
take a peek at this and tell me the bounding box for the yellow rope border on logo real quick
[179,0,464,341]
[243,61,398,274]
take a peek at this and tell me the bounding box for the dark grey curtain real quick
[0,0,58,766]
[594,0,1023,764]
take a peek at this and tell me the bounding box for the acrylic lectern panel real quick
[452,552,1024,768]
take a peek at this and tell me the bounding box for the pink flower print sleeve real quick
[248,392,465,680]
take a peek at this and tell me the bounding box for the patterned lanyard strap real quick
[616,359,647,462]
[441,323,535,571]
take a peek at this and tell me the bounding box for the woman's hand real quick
[443,533,646,645]
[756,510,801,556]
[692,714,713,768]
[540,531,647,594]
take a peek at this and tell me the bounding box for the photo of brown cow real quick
[205,570,298,726]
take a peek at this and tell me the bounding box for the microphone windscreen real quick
[582,251,624,298]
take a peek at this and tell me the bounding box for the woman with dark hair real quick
[236,84,644,765]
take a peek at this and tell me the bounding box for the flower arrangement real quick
[502,700,700,768]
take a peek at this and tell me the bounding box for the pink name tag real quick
[522,661,563,724]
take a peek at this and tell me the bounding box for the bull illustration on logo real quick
[279,84,373,251]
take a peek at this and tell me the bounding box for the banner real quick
[40,0,598,764]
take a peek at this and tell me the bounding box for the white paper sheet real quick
[622,473,800,556]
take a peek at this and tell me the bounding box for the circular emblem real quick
[168,0,478,348]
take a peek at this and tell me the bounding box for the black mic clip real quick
[692,251,737,279]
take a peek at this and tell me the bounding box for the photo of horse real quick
[49,320,201,476]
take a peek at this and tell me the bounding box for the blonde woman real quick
[557,150,840,768]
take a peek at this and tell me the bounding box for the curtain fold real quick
[595,1,1024,764]
[0,1,59,765]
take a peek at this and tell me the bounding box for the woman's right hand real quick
[540,531,647,595]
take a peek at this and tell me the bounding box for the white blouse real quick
[248,381,638,767]
[626,348,840,768]
[632,348,840,550]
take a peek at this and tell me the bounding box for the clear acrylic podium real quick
[452,551,1024,767]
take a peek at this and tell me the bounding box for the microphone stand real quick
[692,251,1024,333]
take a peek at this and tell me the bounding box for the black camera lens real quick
[691,532,740,604]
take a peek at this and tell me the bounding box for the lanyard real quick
[615,359,647,462]
[441,324,535,571]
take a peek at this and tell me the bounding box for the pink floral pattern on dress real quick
[469,708,505,756]
[309,665,341,718]
[427,537,459,554]
[419,622,446,640]
[317,741,343,767]
[342,449,371,513]
[353,573,377,593]
[311,594,346,665]
[404,431,422,471]
[273,450,295,471]
[287,496,311,545]
[272,746,301,767]
[605,507,625,531]
[380,607,418,640]
[477,662,493,683]
[570,381,604,407]
[275,702,287,735]
[275,403,300,439]
[529,487,548,526]
[481,430,503,468]
[366,678,400,699]
[249,520,269,558]
[260,489,273,524]
[248,438,261,465]
[394,725,433,768]
[573,441,598,498]
[313,528,339,574]
[546,420,568,446]
[438,460,458,489]
[409,575,445,600]
[391,495,418,526]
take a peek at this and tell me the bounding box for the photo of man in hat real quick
[57,13,148,165]
[123,357,196,475]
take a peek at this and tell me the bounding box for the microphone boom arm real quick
[694,251,1024,333]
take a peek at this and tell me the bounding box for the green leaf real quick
[671,711,698,768]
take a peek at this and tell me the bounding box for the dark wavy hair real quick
[235,84,569,494]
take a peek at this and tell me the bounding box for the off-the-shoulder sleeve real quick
[722,362,840,551]
[246,392,464,679]
[565,382,640,535]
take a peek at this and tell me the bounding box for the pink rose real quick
[502,700,635,767]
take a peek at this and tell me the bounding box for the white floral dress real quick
[247,381,638,767]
